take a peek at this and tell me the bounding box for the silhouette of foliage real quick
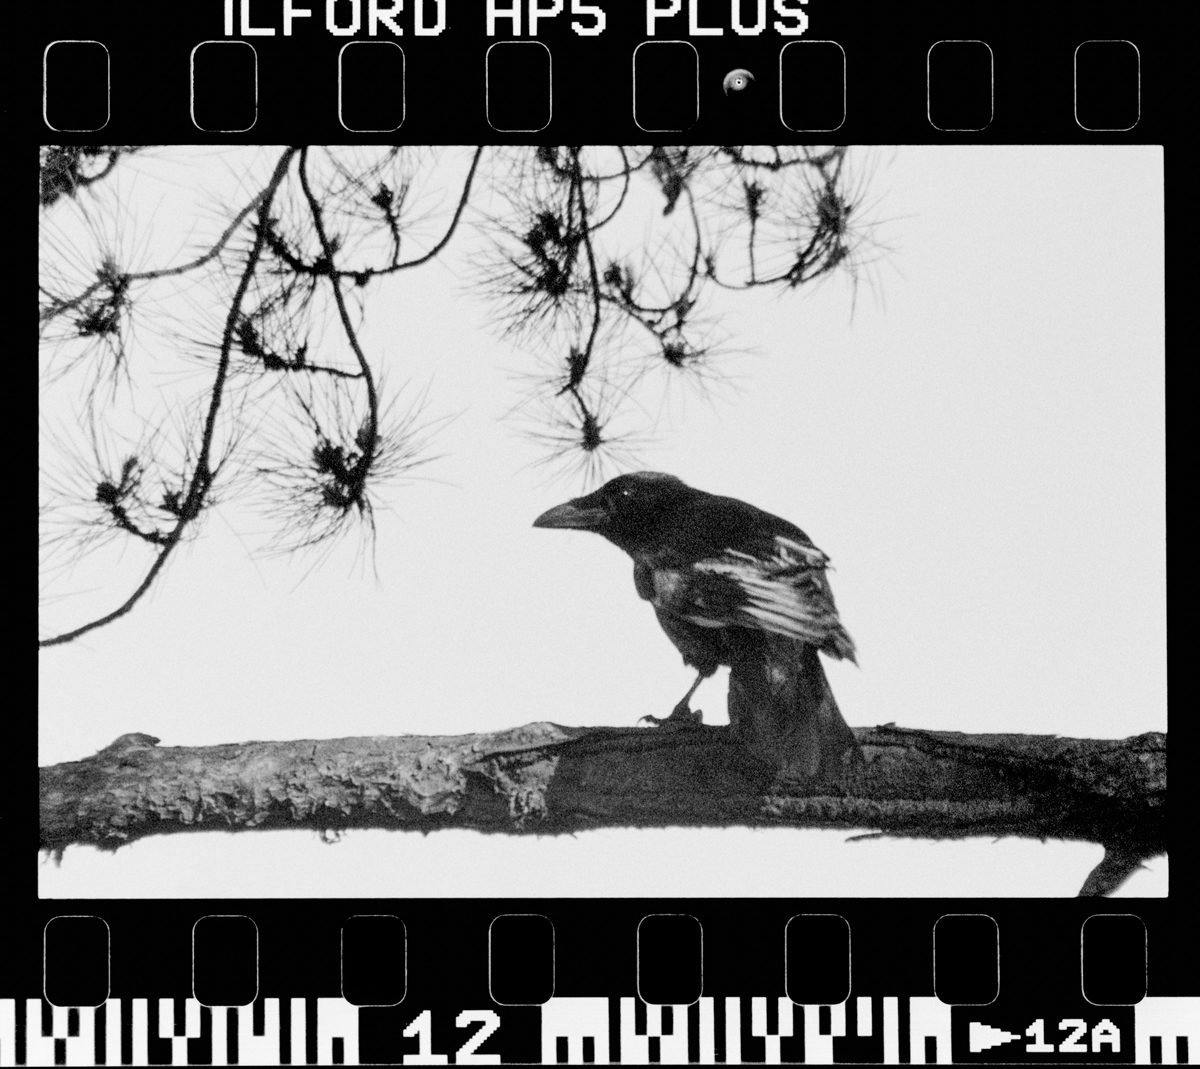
[39,145,879,646]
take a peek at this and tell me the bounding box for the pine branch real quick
[39,724,1164,896]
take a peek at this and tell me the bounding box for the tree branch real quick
[38,147,299,648]
[39,723,1165,896]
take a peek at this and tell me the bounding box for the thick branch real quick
[40,724,1164,895]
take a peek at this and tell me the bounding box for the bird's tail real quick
[727,634,861,779]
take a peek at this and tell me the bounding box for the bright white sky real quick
[38,145,1166,897]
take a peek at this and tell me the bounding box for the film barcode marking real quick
[0,997,356,1067]
[4,995,1194,1064]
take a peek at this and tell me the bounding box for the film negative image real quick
[38,144,1165,898]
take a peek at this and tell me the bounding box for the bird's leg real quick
[640,671,705,729]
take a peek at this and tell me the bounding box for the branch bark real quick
[39,723,1165,896]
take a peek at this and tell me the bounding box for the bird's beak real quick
[532,496,608,531]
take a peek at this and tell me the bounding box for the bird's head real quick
[532,471,691,551]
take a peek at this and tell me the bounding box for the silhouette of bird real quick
[533,471,861,778]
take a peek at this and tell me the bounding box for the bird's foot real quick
[639,703,704,730]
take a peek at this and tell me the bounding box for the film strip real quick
[30,1,1184,1066]
[8,904,1200,1063]
[6,994,1200,1064]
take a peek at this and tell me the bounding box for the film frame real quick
[30,1,1189,1065]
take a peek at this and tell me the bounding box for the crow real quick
[533,471,861,779]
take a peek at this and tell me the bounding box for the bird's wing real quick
[648,535,856,661]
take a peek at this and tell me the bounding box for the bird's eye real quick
[617,486,635,500]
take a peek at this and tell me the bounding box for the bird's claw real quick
[639,704,704,730]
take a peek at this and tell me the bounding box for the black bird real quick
[533,472,861,778]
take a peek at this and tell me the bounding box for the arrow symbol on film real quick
[969,1021,1022,1053]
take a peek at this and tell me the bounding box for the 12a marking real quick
[1025,1018,1121,1054]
